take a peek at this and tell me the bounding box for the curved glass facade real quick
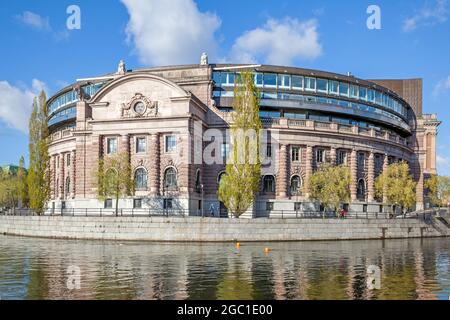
[48,82,106,128]
[212,71,409,125]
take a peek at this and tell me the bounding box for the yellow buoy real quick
[264,247,271,254]
[235,242,240,249]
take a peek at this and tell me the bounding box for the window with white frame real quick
[136,137,146,153]
[106,137,117,155]
[292,147,301,162]
[165,135,176,153]
[316,149,325,163]
[337,151,348,165]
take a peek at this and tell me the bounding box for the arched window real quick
[195,169,202,193]
[65,177,70,196]
[357,179,366,200]
[263,175,275,193]
[164,167,177,190]
[290,175,303,195]
[134,167,148,190]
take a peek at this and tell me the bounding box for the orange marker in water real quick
[264,247,271,254]
[235,242,240,249]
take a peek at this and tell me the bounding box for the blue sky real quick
[0,0,449,174]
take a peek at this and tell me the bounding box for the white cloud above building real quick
[403,0,448,32]
[15,11,51,31]
[0,79,46,133]
[433,76,450,96]
[229,18,322,65]
[121,0,221,66]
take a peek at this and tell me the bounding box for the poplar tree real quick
[375,162,416,214]
[28,91,50,215]
[218,71,262,217]
[17,156,29,208]
[308,164,351,213]
[95,152,134,216]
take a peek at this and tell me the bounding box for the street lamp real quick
[200,183,204,218]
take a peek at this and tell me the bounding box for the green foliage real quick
[425,174,450,207]
[375,161,416,212]
[17,156,29,207]
[27,91,50,214]
[308,164,351,211]
[94,152,134,215]
[218,71,262,217]
[0,169,19,208]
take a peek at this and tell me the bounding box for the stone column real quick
[149,133,160,195]
[350,149,357,202]
[120,134,130,160]
[382,154,389,203]
[71,150,76,199]
[59,153,65,199]
[330,147,337,165]
[305,145,313,198]
[368,152,375,202]
[51,156,56,200]
[277,144,288,198]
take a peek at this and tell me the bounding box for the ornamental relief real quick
[121,93,158,118]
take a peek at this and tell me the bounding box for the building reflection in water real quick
[0,235,449,300]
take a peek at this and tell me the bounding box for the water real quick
[0,234,449,300]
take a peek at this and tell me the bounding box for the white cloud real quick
[433,76,450,96]
[0,79,46,133]
[402,0,448,32]
[230,18,322,65]
[437,155,450,167]
[16,11,51,31]
[121,0,221,66]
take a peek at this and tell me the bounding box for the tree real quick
[425,174,450,208]
[17,156,29,208]
[375,161,416,214]
[308,164,351,213]
[218,71,262,218]
[94,152,134,216]
[0,170,19,208]
[28,91,50,215]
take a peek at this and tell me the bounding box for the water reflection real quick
[0,235,449,300]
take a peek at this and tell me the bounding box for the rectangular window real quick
[350,85,359,98]
[266,202,274,211]
[292,147,300,162]
[277,74,291,88]
[316,149,324,163]
[368,90,376,102]
[339,82,349,96]
[163,198,173,209]
[337,151,347,165]
[136,137,146,153]
[254,73,264,87]
[106,138,117,155]
[133,198,142,209]
[317,78,328,93]
[66,154,71,167]
[104,199,113,209]
[359,87,367,101]
[291,76,303,90]
[165,135,176,153]
[224,72,234,86]
[329,81,339,95]
[305,77,316,91]
[263,73,277,87]
[375,91,382,104]
[213,72,221,85]
[266,144,272,159]
[358,152,366,167]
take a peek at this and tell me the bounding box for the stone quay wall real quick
[1,215,449,242]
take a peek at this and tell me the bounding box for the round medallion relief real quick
[133,101,146,115]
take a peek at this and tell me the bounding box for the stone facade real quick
[46,62,440,215]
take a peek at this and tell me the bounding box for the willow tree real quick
[18,156,29,208]
[308,164,351,213]
[218,71,262,218]
[0,170,19,208]
[425,174,450,208]
[95,152,134,216]
[375,161,416,214]
[28,91,50,214]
